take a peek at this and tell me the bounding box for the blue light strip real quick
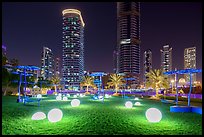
[163,68,202,75]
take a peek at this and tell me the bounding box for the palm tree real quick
[2,68,19,96]
[10,58,19,67]
[2,54,8,66]
[80,76,96,94]
[50,76,61,93]
[145,69,169,98]
[107,73,125,95]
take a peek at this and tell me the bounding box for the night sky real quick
[2,2,202,82]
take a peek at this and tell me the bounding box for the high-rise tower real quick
[41,46,55,80]
[184,47,196,83]
[160,45,172,72]
[143,49,152,85]
[116,2,141,86]
[62,9,85,90]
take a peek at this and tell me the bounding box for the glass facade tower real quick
[160,45,172,72]
[116,2,141,86]
[184,47,196,83]
[62,9,85,90]
[143,49,152,85]
[41,46,55,80]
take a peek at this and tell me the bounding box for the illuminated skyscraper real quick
[184,47,196,83]
[160,45,172,72]
[143,49,152,84]
[116,2,141,85]
[62,9,85,90]
[41,47,55,80]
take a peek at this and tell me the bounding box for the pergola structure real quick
[89,72,106,102]
[12,66,40,102]
[163,68,202,106]
[123,77,135,98]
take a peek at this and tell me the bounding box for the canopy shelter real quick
[12,65,40,102]
[163,68,202,106]
[123,77,135,98]
[89,72,106,103]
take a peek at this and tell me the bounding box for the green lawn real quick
[2,95,202,135]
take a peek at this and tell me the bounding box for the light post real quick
[171,79,174,93]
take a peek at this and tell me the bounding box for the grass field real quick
[2,94,202,135]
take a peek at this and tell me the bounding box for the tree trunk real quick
[155,88,159,98]
[55,85,57,93]
[4,81,11,96]
[86,86,89,93]
[115,85,118,94]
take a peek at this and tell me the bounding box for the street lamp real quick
[171,80,174,93]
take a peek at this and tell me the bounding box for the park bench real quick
[23,96,41,106]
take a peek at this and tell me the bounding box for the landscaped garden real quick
[2,94,202,135]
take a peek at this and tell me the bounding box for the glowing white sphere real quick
[55,93,58,96]
[135,102,141,106]
[105,94,109,98]
[48,108,63,122]
[77,93,79,96]
[31,112,46,120]
[125,101,133,108]
[79,94,83,97]
[67,94,70,97]
[63,96,68,101]
[58,93,62,96]
[99,95,104,100]
[145,108,162,123]
[73,95,77,98]
[56,96,62,101]
[134,97,139,100]
[71,99,80,107]
[37,94,42,99]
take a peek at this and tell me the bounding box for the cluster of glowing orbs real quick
[63,96,68,101]
[56,96,62,100]
[31,112,46,120]
[145,108,162,123]
[71,99,80,107]
[125,101,133,108]
[37,94,42,99]
[47,108,63,123]
[135,102,141,106]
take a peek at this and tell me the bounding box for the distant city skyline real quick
[2,2,202,82]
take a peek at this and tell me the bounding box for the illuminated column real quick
[188,73,192,106]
